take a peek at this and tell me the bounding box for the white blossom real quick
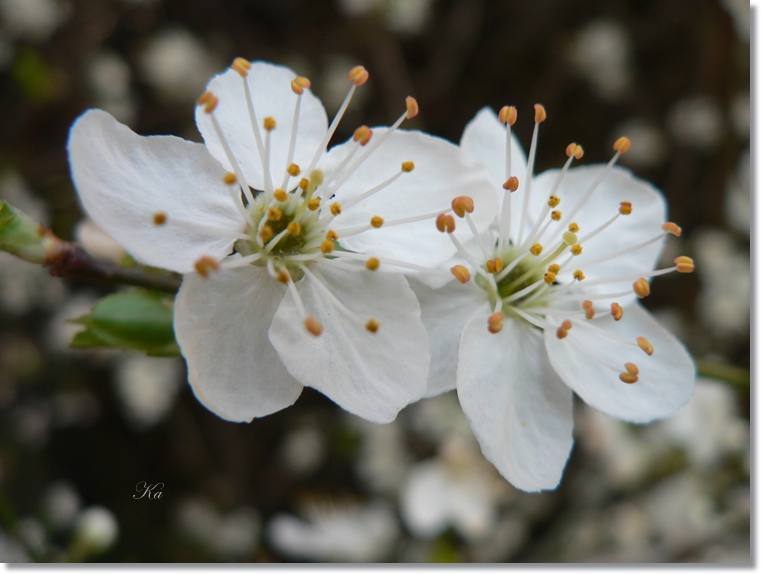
[412,106,695,491]
[67,60,497,424]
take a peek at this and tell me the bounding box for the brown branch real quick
[45,242,181,294]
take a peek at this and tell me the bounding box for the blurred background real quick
[0,0,750,563]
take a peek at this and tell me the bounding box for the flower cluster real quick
[67,59,695,492]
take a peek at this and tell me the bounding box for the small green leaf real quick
[69,290,180,356]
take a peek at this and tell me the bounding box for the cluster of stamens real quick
[153,59,456,339]
[437,104,695,386]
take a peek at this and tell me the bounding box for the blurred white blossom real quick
[666,96,724,150]
[138,28,218,102]
[72,506,119,555]
[336,0,434,35]
[0,0,64,42]
[267,500,399,562]
[114,354,183,430]
[0,531,29,562]
[569,19,633,102]
[175,498,260,560]
[692,228,750,337]
[612,118,668,168]
[86,51,137,125]
[279,425,327,476]
[42,481,82,531]
[718,0,750,42]
[724,149,750,236]
[349,415,411,495]
[729,92,750,141]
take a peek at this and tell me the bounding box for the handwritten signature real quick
[134,481,164,500]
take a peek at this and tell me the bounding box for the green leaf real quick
[0,200,61,263]
[69,290,180,356]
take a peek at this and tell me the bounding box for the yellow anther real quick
[637,336,654,356]
[556,320,572,339]
[633,278,650,298]
[499,106,517,126]
[624,362,639,376]
[547,195,561,208]
[582,300,595,320]
[435,213,456,233]
[568,222,580,233]
[548,263,560,274]
[401,161,415,173]
[287,222,302,236]
[534,104,547,123]
[320,239,335,254]
[263,116,276,131]
[619,201,633,215]
[203,95,219,114]
[551,210,562,221]
[573,270,585,281]
[544,271,557,284]
[287,163,301,177]
[562,231,577,245]
[291,76,311,95]
[231,57,251,77]
[276,269,290,284]
[299,178,310,191]
[274,189,288,202]
[487,312,504,334]
[566,143,583,159]
[325,230,339,241]
[365,319,380,333]
[530,243,543,256]
[611,302,623,321]
[405,96,419,119]
[370,216,384,228]
[674,256,695,273]
[503,176,519,192]
[662,222,682,237]
[197,91,213,106]
[267,207,283,221]
[259,225,274,242]
[571,244,582,256]
[613,136,631,154]
[619,372,638,384]
[366,257,380,271]
[353,125,373,146]
[310,169,324,186]
[451,196,475,218]
[305,317,323,336]
[153,212,167,226]
[450,265,470,283]
[330,202,342,216]
[223,172,237,185]
[308,198,320,211]
[348,65,369,86]
[194,256,219,278]
[486,259,503,274]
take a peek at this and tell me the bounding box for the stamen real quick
[619,372,638,384]
[288,222,302,236]
[238,77,270,191]
[662,222,682,236]
[451,196,475,218]
[674,256,694,273]
[405,96,419,119]
[633,278,650,298]
[305,317,323,336]
[262,117,275,194]
[517,104,545,244]
[308,199,320,211]
[335,209,450,238]
[619,201,632,215]
[332,250,451,276]
[613,136,631,154]
[636,336,654,356]
[321,239,335,253]
[291,76,311,95]
[339,167,406,211]
[530,243,543,256]
[401,161,415,172]
[306,67,368,173]
[366,257,380,270]
[450,265,471,283]
[498,176,519,254]
[571,244,582,256]
[268,207,283,221]
[231,57,251,77]
[568,222,580,233]
[220,253,262,269]
[194,256,219,277]
[158,215,249,241]
[153,212,167,225]
[575,230,668,269]
[280,79,309,190]
[583,300,595,319]
[611,302,623,321]
[370,216,384,228]
[573,270,585,281]
[365,319,380,333]
[330,202,342,216]
[488,312,504,334]
[274,189,288,202]
[436,214,456,233]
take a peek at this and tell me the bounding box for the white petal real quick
[174,266,303,422]
[457,316,574,492]
[325,129,499,269]
[544,303,695,423]
[408,278,487,397]
[530,165,667,302]
[269,265,429,423]
[460,106,528,189]
[196,62,328,190]
[68,109,243,273]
